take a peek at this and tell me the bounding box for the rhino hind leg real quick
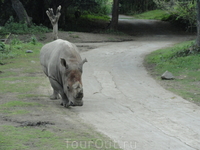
[42,66,59,99]
[41,66,48,77]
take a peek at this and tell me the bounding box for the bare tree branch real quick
[46,5,61,40]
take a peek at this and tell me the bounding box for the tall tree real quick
[11,0,31,26]
[197,0,200,47]
[110,0,119,30]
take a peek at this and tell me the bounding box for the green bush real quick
[1,16,50,34]
[172,1,196,29]
[119,0,156,15]
[70,0,112,16]
[64,13,110,32]
[10,36,22,45]
[153,0,197,30]
[0,41,11,63]
[0,41,6,53]
[30,35,38,45]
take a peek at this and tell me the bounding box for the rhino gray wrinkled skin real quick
[40,39,87,107]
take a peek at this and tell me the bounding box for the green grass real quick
[1,101,42,108]
[0,125,120,150]
[0,39,45,116]
[145,40,195,75]
[0,125,66,150]
[134,9,171,20]
[1,109,29,115]
[145,40,200,103]
[0,76,42,93]
[0,38,44,95]
[82,14,110,22]
[0,39,42,64]
[0,100,43,116]
[17,94,48,99]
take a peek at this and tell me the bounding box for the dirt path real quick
[73,38,200,150]
[67,17,200,149]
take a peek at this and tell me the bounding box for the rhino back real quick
[40,39,82,80]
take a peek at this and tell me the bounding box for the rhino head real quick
[61,58,87,106]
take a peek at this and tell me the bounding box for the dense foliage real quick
[0,16,50,34]
[0,0,198,32]
[119,0,157,15]
[0,0,111,31]
[154,0,197,31]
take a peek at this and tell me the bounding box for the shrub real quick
[0,41,10,65]
[154,0,197,31]
[1,16,50,34]
[30,35,38,45]
[10,35,22,45]
[0,41,5,53]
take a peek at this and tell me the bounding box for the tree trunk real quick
[197,0,200,47]
[46,5,61,40]
[110,0,119,30]
[11,0,31,26]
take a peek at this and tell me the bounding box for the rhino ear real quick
[80,58,87,70]
[60,58,69,69]
[81,58,88,65]
[79,58,87,72]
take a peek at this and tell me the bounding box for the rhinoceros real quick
[40,39,87,107]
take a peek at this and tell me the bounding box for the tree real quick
[197,0,200,47]
[46,5,61,40]
[110,0,119,30]
[11,0,31,26]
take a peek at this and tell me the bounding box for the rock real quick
[161,71,174,80]
[26,50,33,53]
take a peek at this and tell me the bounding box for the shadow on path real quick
[117,15,195,38]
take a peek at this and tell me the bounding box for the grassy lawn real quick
[145,40,200,104]
[134,9,171,20]
[0,125,120,150]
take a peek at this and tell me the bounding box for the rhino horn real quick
[60,58,69,69]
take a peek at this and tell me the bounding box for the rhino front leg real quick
[60,100,70,107]
[48,77,70,107]
[50,90,60,100]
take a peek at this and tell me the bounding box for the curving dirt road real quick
[69,17,200,150]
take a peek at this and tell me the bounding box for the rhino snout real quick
[76,91,83,99]
[70,100,83,106]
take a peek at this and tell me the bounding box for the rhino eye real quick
[67,86,70,91]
